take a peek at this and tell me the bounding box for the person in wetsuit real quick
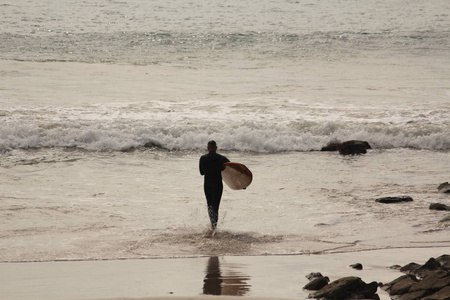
[199,140,230,230]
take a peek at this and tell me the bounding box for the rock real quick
[430,203,450,211]
[375,196,414,204]
[400,263,422,275]
[436,255,450,269]
[382,274,418,295]
[390,264,402,270]
[320,140,372,155]
[339,140,372,155]
[350,263,363,270]
[306,272,324,280]
[310,276,379,300]
[409,270,450,293]
[304,276,330,290]
[422,285,450,300]
[415,258,444,278]
[438,182,450,193]
[397,290,428,300]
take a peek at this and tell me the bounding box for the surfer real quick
[199,140,230,230]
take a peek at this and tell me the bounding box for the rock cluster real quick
[382,255,450,300]
[304,256,450,300]
[372,183,450,223]
[321,140,372,155]
[305,269,380,300]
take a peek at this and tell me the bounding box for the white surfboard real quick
[221,162,253,190]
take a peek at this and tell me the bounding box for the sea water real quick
[1,0,449,263]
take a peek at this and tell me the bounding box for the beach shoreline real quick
[1,247,448,300]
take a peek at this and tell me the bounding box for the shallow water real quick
[1,148,449,262]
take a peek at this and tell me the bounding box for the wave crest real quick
[1,119,449,153]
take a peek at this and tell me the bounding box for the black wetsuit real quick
[199,151,229,229]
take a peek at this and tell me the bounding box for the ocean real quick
[0,0,449,298]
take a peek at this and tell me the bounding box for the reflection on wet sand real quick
[203,256,251,296]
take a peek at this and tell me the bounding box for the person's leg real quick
[204,182,223,229]
[210,187,223,229]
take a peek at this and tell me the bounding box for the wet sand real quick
[1,247,448,300]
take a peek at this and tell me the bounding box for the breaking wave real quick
[1,118,449,153]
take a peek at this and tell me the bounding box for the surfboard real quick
[221,162,253,190]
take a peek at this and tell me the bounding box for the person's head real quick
[207,140,217,152]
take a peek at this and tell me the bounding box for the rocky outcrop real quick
[383,255,450,300]
[308,276,379,300]
[375,196,414,203]
[321,140,372,155]
[305,255,450,300]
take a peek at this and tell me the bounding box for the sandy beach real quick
[1,247,448,300]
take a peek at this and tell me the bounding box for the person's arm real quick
[221,156,230,170]
[199,157,205,175]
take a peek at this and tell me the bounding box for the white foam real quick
[1,113,449,152]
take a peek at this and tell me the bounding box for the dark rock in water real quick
[430,203,450,211]
[339,140,372,155]
[350,263,363,270]
[438,182,450,193]
[320,140,371,155]
[304,276,330,290]
[375,196,413,203]
[309,276,379,300]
